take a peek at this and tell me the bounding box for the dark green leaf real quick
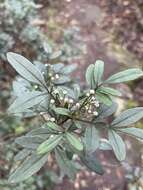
[66,132,83,151]
[98,86,121,97]
[108,130,126,161]
[8,91,48,114]
[37,135,62,154]
[46,122,63,132]
[80,153,104,175]
[15,136,44,149]
[105,68,143,84]
[84,127,100,153]
[14,149,31,161]
[7,52,46,86]
[111,107,143,127]
[55,149,77,180]
[97,102,118,118]
[96,91,112,106]
[53,107,70,116]
[8,153,48,183]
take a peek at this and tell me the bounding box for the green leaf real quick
[37,135,63,154]
[96,91,112,106]
[8,91,48,114]
[99,139,112,150]
[104,68,143,84]
[108,130,126,161]
[80,153,104,175]
[111,107,143,127]
[14,149,31,161]
[7,52,46,86]
[94,60,104,86]
[84,127,100,153]
[27,127,50,139]
[61,64,77,74]
[66,132,83,151]
[85,64,95,88]
[8,153,48,183]
[53,107,70,116]
[46,122,63,132]
[98,86,121,97]
[15,136,44,149]
[55,149,77,180]
[118,127,143,140]
[97,102,118,118]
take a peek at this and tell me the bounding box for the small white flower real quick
[45,64,48,67]
[50,99,55,104]
[59,96,64,101]
[50,117,55,122]
[89,89,95,94]
[69,99,74,104]
[51,77,55,81]
[93,111,98,116]
[34,85,38,89]
[55,74,60,79]
[63,90,68,95]
[42,72,45,75]
[50,135,54,138]
[75,103,80,108]
[88,110,92,114]
[86,93,90,97]
[64,97,69,103]
[54,89,59,94]
[49,73,53,77]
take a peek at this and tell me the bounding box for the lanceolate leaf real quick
[98,86,121,97]
[66,132,83,151]
[96,91,112,106]
[8,91,48,114]
[99,139,112,150]
[97,102,118,118]
[55,149,77,180]
[84,127,100,153]
[104,68,143,84]
[53,107,70,116]
[111,107,143,127]
[7,52,46,87]
[85,64,95,88]
[14,149,31,161]
[15,136,44,149]
[80,153,104,175]
[118,127,143,140]
[108,130,126,161]
[46,122,63,132]
[94,60,104,86]
[37,135,63,154]
[8,153,48,183]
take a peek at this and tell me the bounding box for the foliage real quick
[6,52,143,183]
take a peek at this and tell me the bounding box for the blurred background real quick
[0,0,143,189]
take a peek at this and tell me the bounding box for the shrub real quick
[7,52,143,183]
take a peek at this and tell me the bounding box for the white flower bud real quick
[64,97,69,103]
[51,77,55,81]
[45,64,48,67]
[69,99,74,104]
[42,72,45,75]
[85,106,89,110]
[93,111,98,116]
[34,85,38,89]
[50,135,54,138]
[54,89,59,94]
[59,96,64,101]
[75,103,80,108]
[63,90,67,95]
[50,117,55,122]
[55,74,60,79]
[50,99,55,104]
[88,110,92,114]
[89,89,95,94]
[86,93,90,97]
[49,73,53,77]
